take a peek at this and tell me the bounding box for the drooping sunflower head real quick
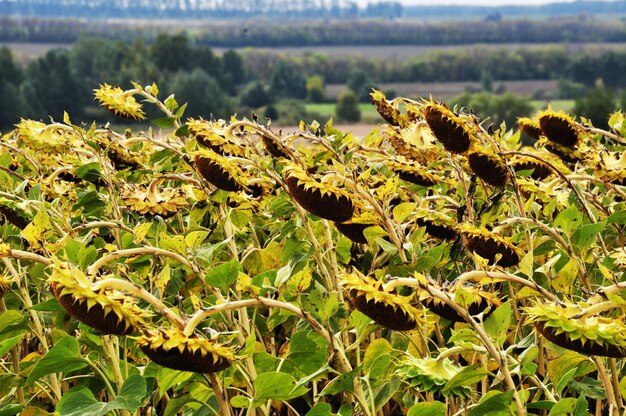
[340,271,424,331]
[194,150,248,193]
[106,141,146,171]
[370,89,407,127]
[15,119,70,154]
[538,108,581,148]
[94,84,146,120]
[535,137,585,165]
[187,118,244,157]
[517,117,543,141]
[119,181,189,218]
[509,151,568,180]
[467,148,508,188]
[387,160,439,187]
[588,150,626,185]
[395,355,471,398]
[525,302,626,358]
[423,101,476,154]
[458,224,522,268]
[387,124,441,164]
[47,260,149,335]
[334,209,380,244]
[137,327,236,373]
[414,209,458,241]
[417,281,501,323]
[284,163,354,223]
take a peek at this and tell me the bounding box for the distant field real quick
[1,42,71,60]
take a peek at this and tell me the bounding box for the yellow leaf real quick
[551,258,578,294]
[134,222,152,244]
[393,202,416,224]
[21,209,54,249]
[286,263,312,293]
[0,243,11,256]
[185,230,209,250]
[189,293,201,310]
[156,264,171,295]
[519,250,534,278]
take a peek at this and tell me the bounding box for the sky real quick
[356,0,584,5]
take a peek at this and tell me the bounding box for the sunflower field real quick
[1,80,626,416]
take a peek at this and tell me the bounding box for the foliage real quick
[336,91,361,122]
[572,81,617,130]
[449,92,534,129]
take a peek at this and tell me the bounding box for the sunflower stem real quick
[592,357,619,412]
[208,372,232,416]
[86,247,200,278]
[570,300,626,319]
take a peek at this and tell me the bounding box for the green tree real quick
[306,75,326,103]
[169,68,232,119]
[221,49,246,86]
[573,80,616,129]
[269,61,306,100]
[449,92,533,129]
[336,91,361,122]
[0,46,25,129]
[239,81,272,108]
[347,69,375,102]
[151,33,193,73]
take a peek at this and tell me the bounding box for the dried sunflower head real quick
[334,209,380,244]
[370,89,407,127]
[137,327,236,373]
[341,271,425,331]
[423,101,476,154]
[588,150,626,185]
[467,147,508,188]
[414,209,458,241]
[15,119,70,154]
[417,281,501,323]
[458,223,522,268]
[284,163,354,222]
[48,260,149,335]
[387,123,441,164]
[509,151,569,180]
[538,108,582,148]
[0,198,30,230]
[536,137,585,165]
[194,149,248,193]
[517,117,543,141]
[395,355,471,398]
[94,84,145,120]
[120,181,189,218]
[387,160,439,187]
[187,118,245,157]
[526,302,626,358]
[106,142,146,171]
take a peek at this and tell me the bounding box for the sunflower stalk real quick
[86,247,199,277]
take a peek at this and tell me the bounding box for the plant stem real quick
[0,298,24,403]
[86,247,199,277]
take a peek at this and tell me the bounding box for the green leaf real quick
[393,202,416,224]
[607,210,626,224]
[407,401,446,416]
[483,301,513,346]
[553,205,582,234]
[442,364,490,396]
[230,395,251,409]
[164,394,200,416]
[152,117,176,128]
[27,336,88,385]
[571,221,605,250]
[551,258,578,294]
[467,390,514,416]
[75,162,102,183]
[252,372,309,406]
[0,404,23,416]
[0,334,25,356]
[205,259,242,291]
[305,403,333,416]
[548,398,577,416]
[319,367,358,396]
[556,367,577,396]
[157,367,194,396]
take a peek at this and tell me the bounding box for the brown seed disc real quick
[140,345,231,374]
[422,297,492,323]
[468,152,508,188]
[349,289,418,331]
[539,115,579,148]
[511,161,552,180]
[335,222,370,244]
[416,218,458,241]
[424,106,472,154]
[107,147,141,171]
[397,171,436,187]
[519,122,543,142]
[52,285,134,336]
[542,142,580,165]
[261,136,290,159]
[462,234,520,267]
[534,321,626,358]
[0,204,29,229]
[195,156,242,192]
[285,176,353,222]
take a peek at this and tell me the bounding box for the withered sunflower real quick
[335,209,380,244]
[370,89,406,127]
[538,108,581,148]
[120,180,189,218]
[517,117,543,141]
[187,118,244,157]
[395,355,471,398]
[48,260,149,336]
[15,119,70,154]
[0,199,30,230]
[387,124,441,164]
[526,303,626,358]
[423,101,476,154]
[467,148,508,188]
[341,271,424,331]
[458,224,522,268]
[417,282,501,323]
[261,135,291,159]
[284,163,354,222]
[509,151,567,180]
[387,160,439,187]
[195,150,247,192]
[94,84,145,120]
[414,209,458,241]
[588,150,626,185]
[107,142,145,171]
[536,137,584,165]
[138,327,236,373]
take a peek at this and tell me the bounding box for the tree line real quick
[1,33,626,130]
[1,15,626,46]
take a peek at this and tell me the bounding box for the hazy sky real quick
[357,0,581,5]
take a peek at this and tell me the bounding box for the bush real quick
[449,91,533,129]
[336,91,361,122]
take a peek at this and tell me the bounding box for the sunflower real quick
[387,124,441,164]
[467,148,508,188]
[334,209,380,244]
[417,281,501,323]
[538,108,581,148]
[526,303,626,358]
[370,89,406,127]
[15,119,70,154]
[588,150,626,185]
[187,118,245,157]
[395,355,471,398]
[517,117,543,141]
[137,327,236,373]
[284,163,354,223]
[509,151,568,180]
[106,142,145,171]
[195,149,248,193]
[48,260,149,336]
[423,101,476,154]
[414,209,458,241]
[341,271,424,331]
[458,224,522,267]
[120,181,189,218]
[0,198,30,230]
[94,84,146,120]
[536,137,584,165]
[387,160,439,187]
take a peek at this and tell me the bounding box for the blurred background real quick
[1,0,626,132]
